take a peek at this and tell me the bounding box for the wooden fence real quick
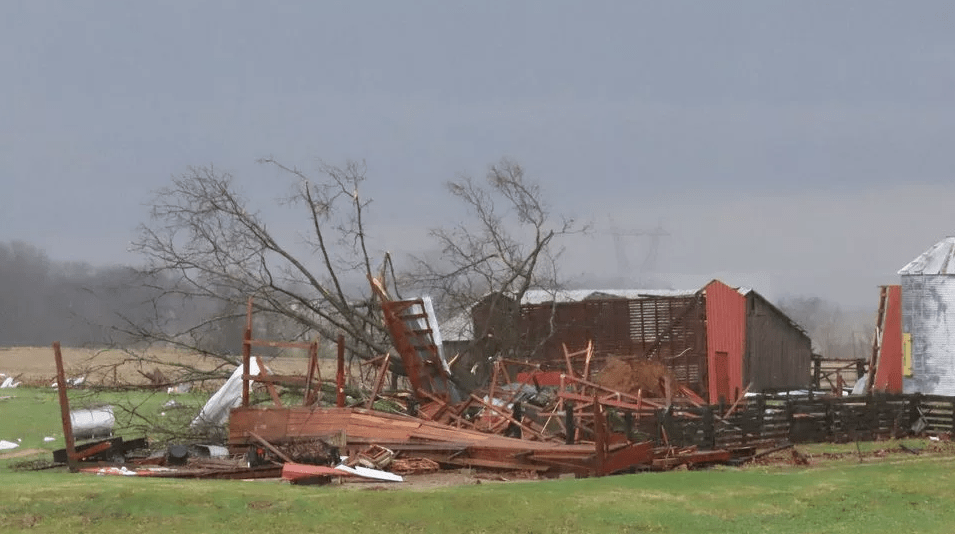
[637,393,955,450]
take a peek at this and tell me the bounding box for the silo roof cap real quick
[898,237,955,275]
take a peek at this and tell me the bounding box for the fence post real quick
[702,406,715,449]
[909,393,923,434]
[824,398,834,442]
[786,399,795,443]
[950,397,955,436]
[756,395,766,441]
[869,395,879,440]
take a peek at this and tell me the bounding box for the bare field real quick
[0,346,337,387]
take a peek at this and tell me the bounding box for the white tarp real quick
[0,376,19,388]
[190,358,261,428]
[334,463,403,482]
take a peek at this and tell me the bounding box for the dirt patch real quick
[594,357,671,397]
[0,448,47,460]
[0,346,338,387]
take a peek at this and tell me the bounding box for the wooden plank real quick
[52,341,78,473]
[242,297,252,407]
[247,431,294,463]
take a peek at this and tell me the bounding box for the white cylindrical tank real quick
[70,406,115,440]
[899,237,955,395]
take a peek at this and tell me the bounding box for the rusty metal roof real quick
[898,237,955,275]
[442,288,698,341]
[521,288,696,305]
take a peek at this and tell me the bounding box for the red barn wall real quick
[704,280,747,404]
[874,285,903,393]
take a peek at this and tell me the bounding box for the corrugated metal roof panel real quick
[441,288,698,341]
[520,288,696,305]
[898,237,955,275]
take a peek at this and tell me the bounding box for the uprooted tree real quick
[118,159,391,383]
[114,157,581,395]
[406,158,585,386]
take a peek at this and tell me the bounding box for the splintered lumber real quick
[650,449,732,470]
[228,406,654,475]
[247,431,294,463]
[52,341,78,472]
[390,457,441,475]
[282,463,348,483]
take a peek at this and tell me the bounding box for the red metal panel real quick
[704,280,746,404]
[874,285,903,393]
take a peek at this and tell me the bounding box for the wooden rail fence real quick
[632,393,954,450]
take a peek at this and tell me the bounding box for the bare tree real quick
[408,158,586,375]
[125,160,391,380]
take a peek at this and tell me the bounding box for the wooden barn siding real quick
[704,280,747,404]
[518,295,709,395]
[745,294,812,391]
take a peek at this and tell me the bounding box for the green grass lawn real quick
[3,455,955,534]
[0,386,212,469]
[4,388,955,533]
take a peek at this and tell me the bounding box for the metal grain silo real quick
[898,237,955,395]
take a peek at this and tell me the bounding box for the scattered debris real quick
[191,358,261,429]
[0,440,19,450]
[70,406,115,440]
[1,375,20,388]
[390,458,441,475]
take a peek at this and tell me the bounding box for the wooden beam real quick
[247,431,293,464]
[242,297,253,407]
[365,354,391,409]
[583,340,594,382]
[468,394,551,441]
[336,333,346,407]
[303,341,319,406]
[255,359,283,407]
[52,341,77,473]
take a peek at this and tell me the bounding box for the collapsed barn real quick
[47,271,953,483]
[445,279,812,404]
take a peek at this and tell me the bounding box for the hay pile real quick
[594,357,672,397]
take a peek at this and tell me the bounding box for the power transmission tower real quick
[605,216,669,285]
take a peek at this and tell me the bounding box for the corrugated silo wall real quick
[901,274,955,395]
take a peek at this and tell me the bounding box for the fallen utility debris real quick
[1,375,20,388]
[70,406,115,440]
[192,358,262,429]
[83,464,283,479]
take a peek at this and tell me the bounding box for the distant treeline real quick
[0,240,229,348]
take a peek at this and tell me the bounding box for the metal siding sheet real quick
[898,237,955,275]
[874,285,903,393]
[901,274,955,395]
[704,280,746,404]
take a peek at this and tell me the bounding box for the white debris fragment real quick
[191,358,262,428]
[43,436,56,442]
[0,440,19,450]
[334,463,404,482]
[0,376,19,388]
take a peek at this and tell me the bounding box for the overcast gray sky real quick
[3,1,955,308]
